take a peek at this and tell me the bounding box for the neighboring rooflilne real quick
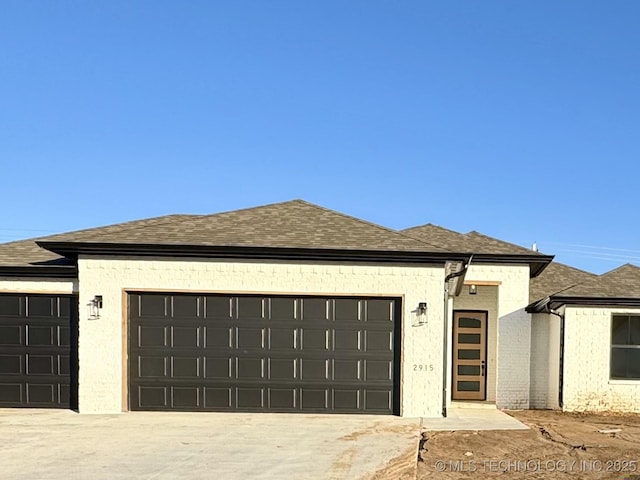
[401,223,552,277]
[528,264,640,312]
[529,262,597,303]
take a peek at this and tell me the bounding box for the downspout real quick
[544,303,564,409]
[442,255,473,417]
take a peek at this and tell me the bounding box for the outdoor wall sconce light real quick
[469,285,478,295]
[88,295,103,320]
[413,302,428,327]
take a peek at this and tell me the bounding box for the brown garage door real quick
[129,294,401,414]
[0,294,77,408]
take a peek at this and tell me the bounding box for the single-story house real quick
[0,199,638,417]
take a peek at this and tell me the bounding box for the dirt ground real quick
[418,410,640,479]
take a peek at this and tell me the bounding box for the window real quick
[611,314,640,379]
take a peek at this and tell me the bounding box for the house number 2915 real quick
[413,364,434,371]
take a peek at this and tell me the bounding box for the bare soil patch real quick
[418,410,640,479]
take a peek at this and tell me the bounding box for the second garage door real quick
[129,294,401,414]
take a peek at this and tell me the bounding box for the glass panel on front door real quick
[452,311,487,400]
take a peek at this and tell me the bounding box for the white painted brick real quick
[563,307,640,413]
[77,256,445,417]
[465,264,531,409]
[0,277,77,294]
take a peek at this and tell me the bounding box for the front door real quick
[452,311,487,400]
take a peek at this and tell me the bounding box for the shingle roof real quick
[555,264,640,298]
[402,224,542,255]
[402,224,470,251]
[43,200,447,252]
[0,214,198,268]
[529,262,596,302]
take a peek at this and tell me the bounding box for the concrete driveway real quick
[0,410,420,480]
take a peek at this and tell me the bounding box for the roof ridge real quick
[295,200,452,252]
[198,199,304,219]
[402,223,465,237]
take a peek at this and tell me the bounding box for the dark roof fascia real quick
[548,296,640,310]
[0,265,78,279]
[465,253,554,278]
[36,241,466,264]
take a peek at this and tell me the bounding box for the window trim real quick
[610,314,640,380]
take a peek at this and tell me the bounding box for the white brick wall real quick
[77,256,446,417]
[563,307,640,413]
[530,313,561,409]
[0,277,76,294]
[464,265,531,409]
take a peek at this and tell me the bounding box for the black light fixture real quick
[469,285,478,295]
[89,295,103,319]
[418,302,428,315]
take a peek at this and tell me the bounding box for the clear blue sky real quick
[1,1,639,274]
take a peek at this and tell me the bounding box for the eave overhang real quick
[36,241,468,264]
[527,295,640,313]
[465,253,554,278]
[0,265,78,279]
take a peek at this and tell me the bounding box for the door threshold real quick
[450,400,497,410]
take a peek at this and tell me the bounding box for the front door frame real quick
[451,310,488,401]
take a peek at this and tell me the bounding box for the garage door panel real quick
[236,358,264,379]
[237,388,264,408]
[138,386,167,408]
[205,357,233,379]
[27,384,55,404]
[237,327,264,349]
[138,326,167,347]
[171,326,200,348]
[333,359,360,381]
[139,356,167,377]
[268,328,296,350]
[301,299,329,321]
[205,387,232,408]
[204,326,232,348]
[0,296,22,317]
[172,387,199,408]
[27,355,55,375]
[365,360,392,381]
[205,297,233,319]
[138,295,168,318]
[268,388,295,409]
[59,355,70,375]
[236,298,264,319]
[172,357,199,378]
[366,300,394,322]
[334,389,360,410]
[301,389,328,409]
[0,384,22,403]
[268,358,296,380]
[27,326,55,346]
[130,294,399,414]
[335,299,361,322]
[301,358,328,380]
[366,331,393,352]
[364,390,392,411]
[0,326,21,345]
[0,294,76,409]
[334,329,361,351]
[172,296,199,318]
[301,329,328,350]
[27,297,55,317]
[0,355,22,374]
[269,298,297,321]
